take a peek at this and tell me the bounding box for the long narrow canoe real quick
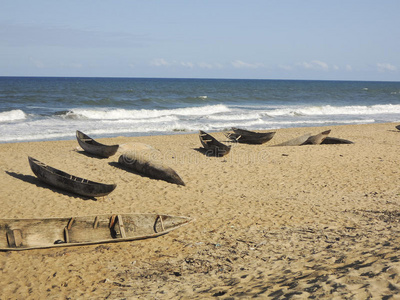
[301,130,331,145]
[28,157,116,198]
[273,133,312,147]
[118,153,185,186]
[273,130,331,147]
[76,130,119,158]
[0,213,193,250]
[199,130,231,157]
[321,137,354,144]
[226,128,276,144]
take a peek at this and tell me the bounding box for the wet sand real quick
[0,122,399,299]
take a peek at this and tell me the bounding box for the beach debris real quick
[118,153,185,186]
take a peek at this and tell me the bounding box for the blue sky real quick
[1,0,399,81]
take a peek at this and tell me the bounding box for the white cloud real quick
[197,62,223,69]
[377,63,397,72]
[297,60,329,70]
[150,58,170,67]
[149,59,224,70]
[231,60,263,69]
[180,62,194,68]
[313,60,329,70]
[345,65,352,71]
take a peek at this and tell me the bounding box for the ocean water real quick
[0,77,399,143]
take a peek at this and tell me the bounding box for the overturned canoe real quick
[76,130,119,158]
[396,125,400,131]
[199,130,231,157]
[118,153,185,186]
[28,156,116,198]
[226,128,276,144]
[0,213,193,250]
[273,133,312,147]
[321,137,354,144]
[301,130,331,145]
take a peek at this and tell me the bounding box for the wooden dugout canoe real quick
[0,213,193,250]
[76,130,119,158]
[199,130,231,157]
[273,130,332,146]
[321,137,354,144]
[273,133,312,147]
[226,128,276,144]
[118,153,185,186]
[28,156,116,198]
[301,130,331,145]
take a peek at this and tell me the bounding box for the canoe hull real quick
[227,128,276,144]
[301,130,331,145]
[76,130,119,158]
[321,137,354,144]
[199,131,231,157]
[0,214,193,250]
[274,134,312,146]
[28,157,116,198]
[118,154,185,186]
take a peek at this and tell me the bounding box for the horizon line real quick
[0,75,399,83]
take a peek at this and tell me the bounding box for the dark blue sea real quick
[0,77,399,143]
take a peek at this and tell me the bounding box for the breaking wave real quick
[0,110,26,122]
[267,104,400,117]
[59,104,230,120]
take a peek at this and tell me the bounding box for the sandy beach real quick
[0,122,399,299]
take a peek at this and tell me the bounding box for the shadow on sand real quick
[5,171,97,201]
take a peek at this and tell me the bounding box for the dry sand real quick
[0,123,399,299]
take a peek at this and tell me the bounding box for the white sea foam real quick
[65,104,230,120]
[207,113,262,121]
[0,109,26,122]
[267,104,400,117]
[100,115,179,124]
[0,103,398,143]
